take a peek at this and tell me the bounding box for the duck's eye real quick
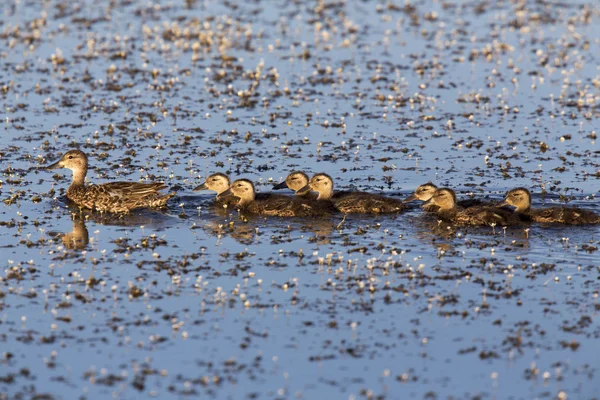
[68,155,73,159]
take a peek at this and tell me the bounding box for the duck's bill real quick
[296,184,311,195]
[193,182,208,192]
[403,193,418,203]
[495,199,509,208]
[216,188,234,200]
[44,160,62,170]
[272,181,288,190]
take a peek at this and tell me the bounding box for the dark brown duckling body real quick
[299,173,405,214]
[426,188,522,226]
[221,179,334,217]
[498,188,600,225]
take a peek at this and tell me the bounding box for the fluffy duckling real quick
[425,188,521,226]
[273,171,317,199]
[193,173,240,206]
[497,187,600,224]
[404,182,488,211]
[298,173,405,214]
[220,179,334,217]
[45,150,174,213]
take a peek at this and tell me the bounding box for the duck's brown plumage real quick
[298,173,405,214]
[426,188,522,226]
[221,179,334,217]
[497,187,600,225]
[45,149,175,213]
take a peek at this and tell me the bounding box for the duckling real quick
[298,173,405,214]
[44,150,174,213]
[497,187,600,224]
[220,179,333,217]
[404,182,489,211]
[194,173,275,206]
[425,188,521,226]
[193,173,240,206]
[273,171,317,199]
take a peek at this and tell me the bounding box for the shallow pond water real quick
[1,0,600,399]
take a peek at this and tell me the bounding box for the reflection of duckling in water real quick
[273,171,317,200]
[425,188,522,226]
[298,173,406,214]
[60,218,89,249]
[497,187,600,224]
[220,179,334,217]
[44,150,175,213]
[404,182,489,211]
[203,220,258,245]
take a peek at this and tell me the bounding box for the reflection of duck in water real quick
[298,173,406,214]
[273,172,317,199]
[62,200,175,228]
[425,188,521,226]
[59,218,89,249]
[220,179,334,217]
[44,150,175,213]
[404,182,488,212]
[497,187,600,224]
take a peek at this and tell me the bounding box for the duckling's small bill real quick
[217,188,234,200]
[273,181,289,190]
[296,184,311,195]
[403,193,418,203]
[193,182,209,192]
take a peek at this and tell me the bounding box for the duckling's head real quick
[45,150,88,172]
[497,187,531,212]
[273,171,309,193]
[219,179,255,204]
[404,182,438,203]
[193,173,230,194]
[425,188,457,211]
[297,173,334,199]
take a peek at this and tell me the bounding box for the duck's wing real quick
[96,182,168,199]
[93,182,173,211]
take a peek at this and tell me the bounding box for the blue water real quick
[1,0,599,399]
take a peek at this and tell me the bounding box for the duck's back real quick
[332,191,405,214]
[531,206,600,224]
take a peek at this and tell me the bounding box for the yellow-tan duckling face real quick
[273,171,309,192]
[193,173,230,194]
[497,187,531,212]
[219,179,255,203]
[298,173,333,196]
[45,150,88,172]
[425,188,457,211]
[404,182,438,203]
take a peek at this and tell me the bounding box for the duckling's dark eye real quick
[68,155,73,159]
